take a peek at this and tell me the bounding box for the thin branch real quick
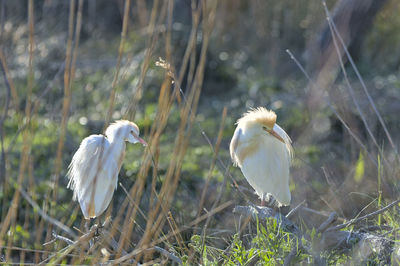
[18,187,77,238]
[0,48,11,186]
[327,199,400,232]
[5,62,65,155]
[285,49,378,167]
[322,1,380,152]
[40,218,111,265]
[151,246,182,265]
[285,200,305,219]
[322,0,397,156]
[44,231,74,246]
[105,0,131,125]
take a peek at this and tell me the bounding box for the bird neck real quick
[236,137,260,165]
[107,136,126,157]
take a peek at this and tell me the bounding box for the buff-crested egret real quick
[230,107,293,207]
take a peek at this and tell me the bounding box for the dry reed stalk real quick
[136,0,149,28]
[198,108,230,258]
[166,211,187,254]
[197,107,228,218]
[132,2,217,262]
[113,201,233,264]
[105,0,131,126]
[164,0,174,64]
[18,187,76,238]
[20,157,34,263]
[186,107,228,263]
[116,72,174,257]
[0,49,18,112]
[125,0,161,121]
[0,0,34,256]
[52,0,76,201]
[0,49,12,223]
[184,1,203,96]
[110,2,165,250]
[52,0,83,206]
[81,2,133,254]
[132,2,176,257]
[41,219,111,265]
[41,0,83,259]
[114,0,166,256]
[176,0,201,102]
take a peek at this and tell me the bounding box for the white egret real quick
[67,120,147,219]
[230,107,293,207]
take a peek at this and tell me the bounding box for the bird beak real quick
[131,132,148,146]
[138,137,147,147]
[264,127,285,144]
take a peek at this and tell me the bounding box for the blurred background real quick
[0,0,399,264]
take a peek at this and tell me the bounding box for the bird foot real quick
[88,223,103,237]
[260,195,276,209]
[95,223,104,237]
[259,196,290,215]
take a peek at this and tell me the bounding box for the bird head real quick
[105,120,147,146]
[236,107,285,143]
[230,107,293,167]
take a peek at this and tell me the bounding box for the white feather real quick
[67,135,120,219]
[240,131,291,206]
[230,109,293,206]
[66,120,144,219]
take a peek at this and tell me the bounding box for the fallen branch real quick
[317,212,338,233]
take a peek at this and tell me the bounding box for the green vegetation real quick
[1,0,400,264]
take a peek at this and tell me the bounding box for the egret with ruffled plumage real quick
[67,120,147,219]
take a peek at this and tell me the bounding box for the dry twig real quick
[18,187,77,238]
[327,199,400,232]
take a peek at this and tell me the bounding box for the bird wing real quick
[273,123,293,164]
[67,134,111,202]
[230,127,242,166]
[240,136,291,206]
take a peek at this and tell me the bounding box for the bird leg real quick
[260,194,266,206]
[263,194,291,215]
[94,217,104,237]
[261,193,275,208]
[84,219,95,248]
[267,196,277,208]
[85,219,90,233]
